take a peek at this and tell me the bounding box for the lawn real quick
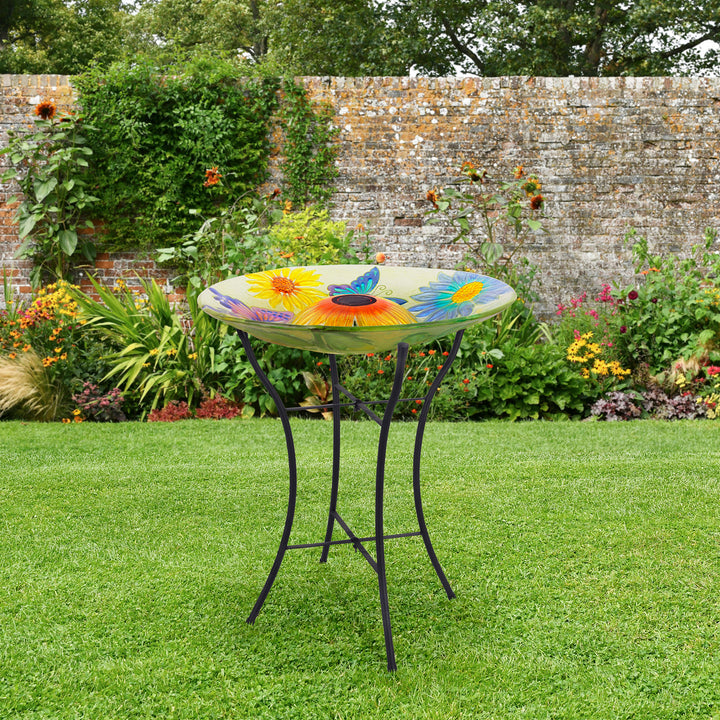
[1,418,720,719]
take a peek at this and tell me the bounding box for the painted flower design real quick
[209,288,293,323]
[244,267,326,312]
[292,294,417,327]
[410,271,503,321]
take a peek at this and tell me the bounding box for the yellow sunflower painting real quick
[244,267,326,312]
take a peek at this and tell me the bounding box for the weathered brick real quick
[3,74,720,315]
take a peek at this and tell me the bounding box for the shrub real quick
[194,395,243,419]
[0,279,116,420]
[590,391,643,421]
[464,338,593,420]
[267,205,358,266]
[73,277,228,412]
[0,350,62,421]
[147,396,242,421]
[72,382,126,422]
[612,228,720,374]
[75,57,280,249]
[147,401,192,422]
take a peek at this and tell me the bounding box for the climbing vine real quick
[74,59,338,250]
[280,79,339,207]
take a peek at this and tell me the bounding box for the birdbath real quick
[199,264,516,671]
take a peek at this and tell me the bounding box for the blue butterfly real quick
[328,267,407,305]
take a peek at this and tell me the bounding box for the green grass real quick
[1,418,720,719]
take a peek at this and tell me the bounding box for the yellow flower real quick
[149,348,160,356]
[165,348,177,356]
[244,267,326,312]
[188,352,198,360]
[72,409,82,416]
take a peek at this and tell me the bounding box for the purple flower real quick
[620,325,627,334]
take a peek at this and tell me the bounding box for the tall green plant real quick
[612,227,720,373]
[0,102,99,287]
[425,163,545,301]
[74,277,227,411]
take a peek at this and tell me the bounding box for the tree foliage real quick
[386,0,720,76]
[1,0,719,77]
[0,0,123,74]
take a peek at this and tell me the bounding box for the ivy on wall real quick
[280,80,339,207]
[74,58,338,249]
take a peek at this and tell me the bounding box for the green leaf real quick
[18,214,39,239]
[35,177,58,202]
[58,229,78,255]
[527,219,543,231]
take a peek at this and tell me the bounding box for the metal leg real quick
[320,354,342,563]
[238,330,298,624]
[238,329,463,671]
[412,330,465,600]
[375,342,410,672]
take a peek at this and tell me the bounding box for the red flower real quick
[627,290,639,300]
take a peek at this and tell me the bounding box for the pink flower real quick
[706,366,720,376]
[597,284,613,303]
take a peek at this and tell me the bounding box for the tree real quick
[385,0,720,76]
[259,0,409,76]
[0,0,124,75]
[121,0,269,64]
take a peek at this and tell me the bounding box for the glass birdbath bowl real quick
[199,265,516,671]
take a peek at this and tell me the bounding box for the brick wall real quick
[2,74,720,315]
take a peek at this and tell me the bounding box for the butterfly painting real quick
[327,267,407,305]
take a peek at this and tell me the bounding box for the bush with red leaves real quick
[147,397,242,422]
[195,396,243,419]
[147,401,193,422]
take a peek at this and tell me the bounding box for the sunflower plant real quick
[0,101,99,287]
[425,163,545,300]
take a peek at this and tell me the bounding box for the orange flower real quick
[375,252,386,264]
[514,166,525,179]
[461,162,483,182]
[35,101,56,120]
[426,189,439,209]
[203,166,222,187]
[530,194,544,210]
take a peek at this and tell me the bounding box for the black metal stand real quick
[238,328,465,671]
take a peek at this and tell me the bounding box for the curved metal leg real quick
[412,329,465,600]
[238,330,298,624]
[320,354,341,563]
[375,342,410,672]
